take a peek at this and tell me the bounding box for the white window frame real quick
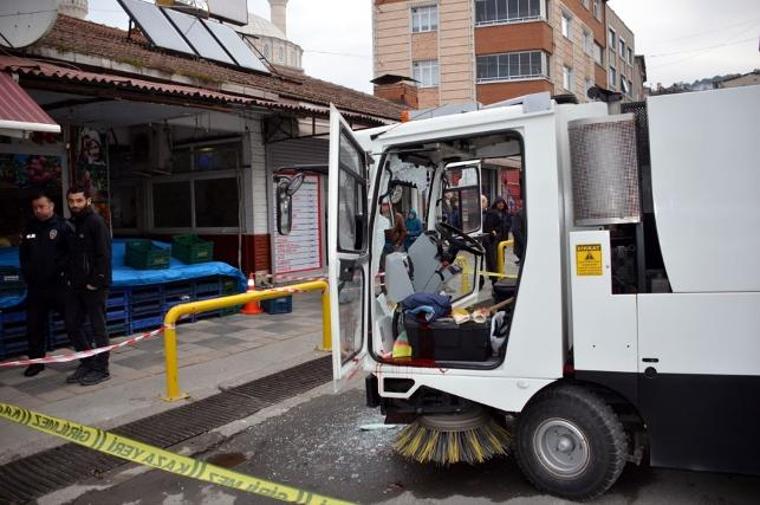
[608,65,617,90]
[476,50,549,83]
[619,37,626,58]
[627,47,633,65]
[582,0,590,9]
[583,29,593,56]
[474,0,545,27]
[413,59,439,87]
[561,11,572,39]
[608,28,616,49]
[562,65,574,91]
[584,78,594,97]
[411,4,438,33]
[593,41,603,65]
[593,0,601,20]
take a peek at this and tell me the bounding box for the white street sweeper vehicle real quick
[319,85,760,500]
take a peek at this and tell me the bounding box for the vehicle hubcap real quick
[533,418,590,478]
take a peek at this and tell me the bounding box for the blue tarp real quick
[0,240,246,309]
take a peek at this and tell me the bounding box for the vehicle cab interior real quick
[367,131,526,370]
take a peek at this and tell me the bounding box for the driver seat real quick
[384,233,462,304]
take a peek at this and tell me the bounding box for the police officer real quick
[65,185,112,386]
[19,190,71,377]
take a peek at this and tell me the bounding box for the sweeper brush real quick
[393,407,512,465]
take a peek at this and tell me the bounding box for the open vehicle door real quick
[328,105,370,389]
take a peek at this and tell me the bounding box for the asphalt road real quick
[68,388,760,505]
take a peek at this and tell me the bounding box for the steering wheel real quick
[435,221,485,256]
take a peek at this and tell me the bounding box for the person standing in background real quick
[19,190,71,377]
[483,196,511,286]
[65,185,112,386]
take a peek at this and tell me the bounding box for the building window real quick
[620,75,629,95]
[411,5,438,33]
[593,0,601,20]
[476,51,548,82]
[413,59,439,87]
[627,47,633,65]
[562,65,574,91]
[608,28,616,49]
[582,0,590,9]
[475,0,542,26]
[561,12,572,39]
[619,38,626,58]
[593,42,603,65]
[583,30,593,55]
[152,141,241,231]
[584,78,594,97]
[608,65,617,89]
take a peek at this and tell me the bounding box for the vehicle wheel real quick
[514,385,627,501]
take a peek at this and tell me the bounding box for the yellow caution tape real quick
[0,402,355,505]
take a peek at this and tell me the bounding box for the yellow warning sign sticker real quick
[576,244,603,276]
[0,401,354,505]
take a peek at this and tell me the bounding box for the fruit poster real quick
[0,153,63,189]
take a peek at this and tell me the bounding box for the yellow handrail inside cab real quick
[162,279,331,402]
[496,239,518,280]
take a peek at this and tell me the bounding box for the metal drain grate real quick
[0,355,332,504]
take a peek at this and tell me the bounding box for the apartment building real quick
[373,0,643,107]
[605,4,643,101]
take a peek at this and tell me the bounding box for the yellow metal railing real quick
[497,239,518,280]
[162,279,331,402]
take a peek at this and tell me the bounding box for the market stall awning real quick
[0,71,60,134]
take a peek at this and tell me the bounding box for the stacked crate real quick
[0,275,243,359]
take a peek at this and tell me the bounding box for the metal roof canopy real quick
[0,72,60,134]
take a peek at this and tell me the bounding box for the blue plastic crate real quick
[261,296,292,315]
[130,314,164,332]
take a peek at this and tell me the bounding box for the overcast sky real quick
[89,0,759,94]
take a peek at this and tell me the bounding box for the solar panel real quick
[202,19,270,74]
[118,0,195,56]
[162,8,235,65]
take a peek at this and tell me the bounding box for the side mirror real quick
[274,173,307,235]
[276,181,292,235]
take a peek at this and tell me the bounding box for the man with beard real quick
[19,190,71,377]
[65,185,112,385]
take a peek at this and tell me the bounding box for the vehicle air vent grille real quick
[568,113,640,226]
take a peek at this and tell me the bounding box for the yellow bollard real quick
[496,239,515,279]
[162,279,332,402]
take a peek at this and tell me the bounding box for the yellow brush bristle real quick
[393,415,512,466]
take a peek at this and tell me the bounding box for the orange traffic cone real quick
[241,272,263,315]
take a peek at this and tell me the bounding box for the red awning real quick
[0,71,60,134]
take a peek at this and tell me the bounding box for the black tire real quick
[514,385,628,501]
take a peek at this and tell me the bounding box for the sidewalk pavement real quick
[0,291,328,466]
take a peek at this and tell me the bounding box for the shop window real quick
[151,140,242,231]
[111,184,138,230]
[194,177,239,227]
[194,144,238,171]
[153,181,191,228]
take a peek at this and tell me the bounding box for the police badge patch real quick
[49,229,58,240]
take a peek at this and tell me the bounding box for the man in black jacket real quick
[19,191,71,377]
[65,185,112,386]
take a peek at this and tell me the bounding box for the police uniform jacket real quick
[19,214,70,289]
